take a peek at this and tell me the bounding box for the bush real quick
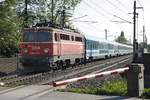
[0,38,18,57]
[142,88,150,98]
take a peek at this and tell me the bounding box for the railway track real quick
[0,55,132,87]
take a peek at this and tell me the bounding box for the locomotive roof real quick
[23,27,83,36]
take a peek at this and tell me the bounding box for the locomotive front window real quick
[23,31,52,42]
[37,32,52,42]
[23,32,35,42]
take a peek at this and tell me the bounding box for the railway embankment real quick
[0,57,17,76]
[57,63,150,99]
[58,73,150,99]
[60,74,127,95]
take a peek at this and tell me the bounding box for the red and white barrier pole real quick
[53,67,129,87]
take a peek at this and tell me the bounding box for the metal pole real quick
[143,26,145,43]
[105,29,107,40]
[133,0,136,61]
[136,13,138,42]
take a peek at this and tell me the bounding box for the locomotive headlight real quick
[23,48,28,53]
[44,48,49,53]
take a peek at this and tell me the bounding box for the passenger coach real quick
[84,35,133,61]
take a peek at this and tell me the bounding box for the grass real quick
[58,78,150,99]
[63,79,128,96]
[95,79,127,96]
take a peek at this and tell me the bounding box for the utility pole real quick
[143,25,145,44]
[133,0,143,62]
[133,0,137,62]
[105,29,107,40]
[142,25,146,52]
[136,13,139,41]
[51,0,54,25]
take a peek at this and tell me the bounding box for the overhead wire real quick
[73,0,137,41]
[137,0,143,10]
[105,0,132,20]
[113,15,132,24]
[88,0,133,35]
[137,0,145,26]
[72,14,107,39]
[82,0,111,21]
[89,1,113,17]
[75,22,105,37]
[83,0,133,24]
[136,0,145,36]
[82,0,132,40]
[115,0,131,12]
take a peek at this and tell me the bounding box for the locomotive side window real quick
[60,34,63,40]
[60,34,70,40]
[75,36,82,42]
[71,36,74,41]
[55,33,58,41]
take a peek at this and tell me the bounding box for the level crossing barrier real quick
[53,67,129,87]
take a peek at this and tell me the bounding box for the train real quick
[19,26,133,72]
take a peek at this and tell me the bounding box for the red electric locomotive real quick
[19,27,85,72]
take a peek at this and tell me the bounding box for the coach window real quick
[93,42,95,49]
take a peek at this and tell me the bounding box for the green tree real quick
[15,0,81,27]
[0,0,81,57]
[115,31,128,44]
[0,0,22,57]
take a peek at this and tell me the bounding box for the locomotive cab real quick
[20,28,53,56]
[19,28,54,71]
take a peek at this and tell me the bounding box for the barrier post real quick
[127,63,144,97]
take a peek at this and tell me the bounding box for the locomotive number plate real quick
[32,46,40,50]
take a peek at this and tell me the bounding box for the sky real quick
[71,0,150,44]
[0,0,149,43]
